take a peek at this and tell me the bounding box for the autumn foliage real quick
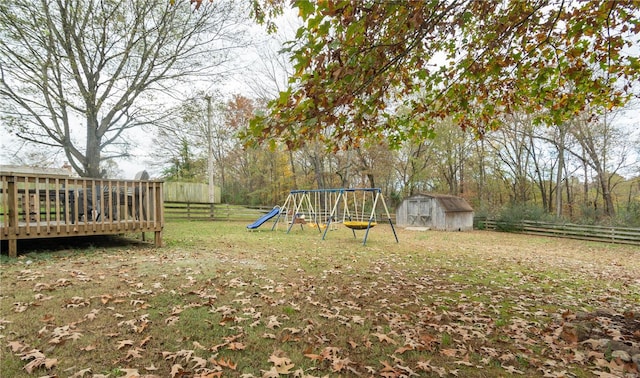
[244,0,640,150]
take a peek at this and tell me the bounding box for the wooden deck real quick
[1,173,164,257]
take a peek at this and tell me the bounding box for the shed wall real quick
[396,194,474,231]
[444,212,474,231]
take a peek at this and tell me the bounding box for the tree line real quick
[153,94,640,226]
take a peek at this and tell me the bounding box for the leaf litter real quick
[1,226,638,377]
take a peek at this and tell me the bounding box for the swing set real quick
[272,188,398,245]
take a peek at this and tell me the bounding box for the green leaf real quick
[296,0,315,19]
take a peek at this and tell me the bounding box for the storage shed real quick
[395,193,474,231]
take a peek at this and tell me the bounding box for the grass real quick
[1,220,639,377]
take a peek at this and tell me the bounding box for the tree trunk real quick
[311,153,325,189]
[582,158,589,208]
[288,150,298,189]
[555,142,564,218]
[565,171,573,218]
[598,173,615,217]
[366,173,375,189]
[85,117,102,178]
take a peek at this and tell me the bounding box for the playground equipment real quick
[246,206,281,230]
[274,189,339,233]
[274,188,398,245]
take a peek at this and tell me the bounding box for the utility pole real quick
[206,95,215,216]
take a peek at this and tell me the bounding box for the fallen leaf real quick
[268,353,295,374]
[260,367,280,378]
[170,364,184,378]
[216,357,237,370]
[440,348,458,357]
[193,341,207,350]
[7,340,27,353]
[331,357,352,372]
[41,314,55,323]
[120,368,140,377]
[502,364,525,374]
[371,333,397,345]
[44,358,58,369]
[191,356,208,369]
[125,347,144,360]
[304,353,324,362]
[116,339,134,350]
[69,367,92,377]
[395,345,414,354]
[227,342,246,350]
[266,316,281,329]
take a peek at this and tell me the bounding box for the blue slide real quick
[246,206,280,230]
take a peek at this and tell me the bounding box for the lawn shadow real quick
[1,234,152,259]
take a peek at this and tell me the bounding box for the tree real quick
[149,120,205,182]
[394,139,436,197]
[566,110,637,218]
[429,120,470,196]
[0,0,247,177]
[245,1,640,150]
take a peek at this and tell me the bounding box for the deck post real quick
[7,178,18,257]
[154,230,163,247]
[8,239,17,258]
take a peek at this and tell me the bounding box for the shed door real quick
[407,199,431,226]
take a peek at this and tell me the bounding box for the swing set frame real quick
[273,188,398,245]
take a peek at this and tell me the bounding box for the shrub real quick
[495,204,548,232]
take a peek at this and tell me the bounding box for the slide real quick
[246,206,280,230]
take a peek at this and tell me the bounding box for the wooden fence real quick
[476,218,640,246]
[163,182,220,204]
[164,202,275,222]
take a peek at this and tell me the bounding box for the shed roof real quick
[409,193,474,213]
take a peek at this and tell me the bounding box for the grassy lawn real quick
[1,220,639,377]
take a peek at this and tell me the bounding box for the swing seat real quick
[343,221,377,230]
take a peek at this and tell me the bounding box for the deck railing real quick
[0,173,164,257]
